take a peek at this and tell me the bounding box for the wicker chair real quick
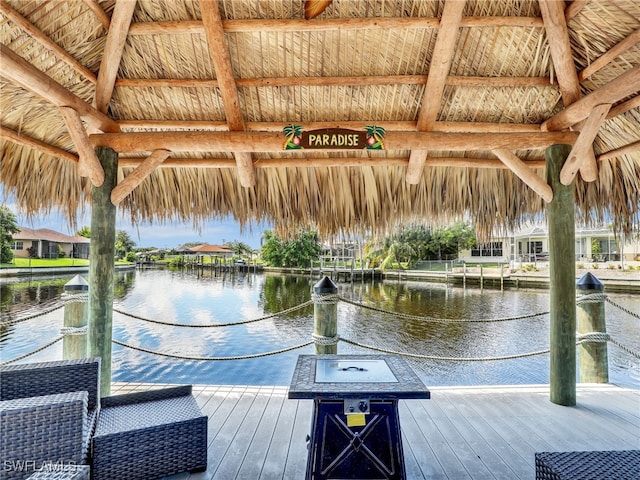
[0,358,101,480]
[90,385,208,480]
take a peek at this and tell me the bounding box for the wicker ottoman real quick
[535,450,640,479]
[91,386,207,480]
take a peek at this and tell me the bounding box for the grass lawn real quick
[1,258,133,268]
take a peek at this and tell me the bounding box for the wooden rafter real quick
[540,0,598,182]
[492,149,553,202]
[406,0,466,184]
[94,0,137,114]
[127,16,543,35]
[578,28,640,82]
[0,44,119,133]
[542,65,640,131]
[115,74,553,89]
[0,125,78,163]
[117,120,542,133]
[90,131,577,153]
[0,1,97,84]
[564,0,589,22]
[560,103,611,185]
[59,107,105,186]
[118,156,547,170]
[81,0,111,30]
[111,149,171,204]
[200,0,254,187]
[598,140,640,162]
[607,96,640,119]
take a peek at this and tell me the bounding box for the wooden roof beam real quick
[0,1,97,84]
[94,0,137,114]
[0,44,119,133]
[118,156,547,170]
[117,120,542,133]
[200,0,254,187]
[578,28,640,82]
[540,0,597,182]
[115,74,554,89]
[406,0,466,184]
[111,149,170,204]
[560,103,610,185]
[127,16,543,35]
[492,149,553,202]
[81,0,111,30]
[90,131,578,153]
[0,125,78,163]
[542,65,640,131]
[597,140,640,162]
[564,0,589,21]
[59,107,105,186]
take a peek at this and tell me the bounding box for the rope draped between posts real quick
[577,332,640,359]
[604,296,640,320]
[338,337,552,361]
[112,300,314,327]
[0,293,87,327]
[112,339,314,360]
[0,336,64,366]
[338,295,550,323]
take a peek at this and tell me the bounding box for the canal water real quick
[1,269,638,389]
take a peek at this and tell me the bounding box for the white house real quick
[459,224,639,264]
[11,227,91,259]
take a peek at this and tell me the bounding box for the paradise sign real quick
[283,125,385,150]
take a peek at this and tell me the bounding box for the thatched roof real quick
[1,0,638,239]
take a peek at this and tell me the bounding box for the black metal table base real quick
[306,399,405,480]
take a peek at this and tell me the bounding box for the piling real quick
[62,274,88,359]
[312,276,339,354]
[577,273,608,383]
[546,144,576,406]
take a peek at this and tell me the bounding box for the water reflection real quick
[1,269,637,389]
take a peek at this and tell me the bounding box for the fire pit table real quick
[288,354,430,480]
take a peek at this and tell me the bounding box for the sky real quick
[2,188,267,249]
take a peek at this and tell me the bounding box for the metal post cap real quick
[576,272,604,291]
[64,274,89,292]
[314,275,338,294]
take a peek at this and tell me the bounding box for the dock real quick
[110,382,639,480]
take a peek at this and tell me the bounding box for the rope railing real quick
[112,300,314,327]
[2,293,637,365]
[112,339,314,361]
[338,295,550,323]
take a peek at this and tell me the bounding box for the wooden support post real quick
[546,144,576,406]
[576,273,608,383]
[63,274,89,360]
[313,276,338,355]
[88,146,118,396]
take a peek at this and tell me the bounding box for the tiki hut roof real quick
[1,0,638,239]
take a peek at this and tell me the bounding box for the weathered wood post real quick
[576,272,608,383]
[546,144,576,406]
[312,276,339,354]
[62,274,88,359]
[88,146,118,395]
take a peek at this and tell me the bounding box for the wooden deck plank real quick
[432,392,527,479]
[110,382,638,480]
[236,388,288,480]
[259,394,301,479]
[212,387,273,480]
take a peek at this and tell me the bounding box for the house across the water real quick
[459,224,640,265]
[11,227,91,259]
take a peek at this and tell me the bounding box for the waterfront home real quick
[11,226,90,259]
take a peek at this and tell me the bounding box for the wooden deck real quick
[110,382,639,480]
